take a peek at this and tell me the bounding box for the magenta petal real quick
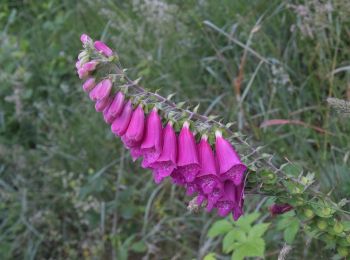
[195,137,220,194]
[95,96,113,112]
[185,182,198,196]
[78,67,88,79]
[140,108,163,168]
[111,101,133,136]
[215,181,236,217]
[197,194,206,206]
[82,61,98,72]
[121,105,145,148]
[89,79,112,101]
[82,77,96,93]
[104,91,125,119]
[269,203,293,216]
[80,34,91,44]
[175,122,200,183]
[149,122,177,182]
[215,132,247,185]
[130,146,143,161]
[206,187,223,212]
[232,182,245,220]
[94,41,113,57]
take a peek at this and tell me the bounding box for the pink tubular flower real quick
[82,61,98,71]
[75,60,82,69]
[95,96,113,112]
[215,131,247,185]
[195,135,221,194]
[80,34,91,45]
[269,204,293,216]
[94,41,113,57]
[172,122,200,183]
[82,77,96,93]
[103,91,125,124]
[111,100,133,136]
[206,187,224,212]
[214,181,237,217]
[149,122,177,184]
[89,79,112,101]
[121,105,145,148]
[140,108,163,168]
[232,182,245,220]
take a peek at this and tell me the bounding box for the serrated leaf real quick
[248,223,270,238]
[284,219,300,244]
[223,229,246,253]
[235,212,260,232]
[231,237,265,260]
[207,219,233,238]
[281,162,303,177]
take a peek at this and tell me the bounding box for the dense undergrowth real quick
[1,0,349,259]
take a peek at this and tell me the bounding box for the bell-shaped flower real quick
[80,34,91,45]
[140,108,163,168]
[121,104,145,148]
[111,100,133,136]
[103,91,125,124]
[94,41,113,57]
[130,146,143,162]
[95,96,113,112]
[82,77,96,93]
[269,203,293,216]
[78,61,98,79]
[206,186,224,212]
[149,122,177,184]
[89,79,112,101]
[214,181,236,217]
[215,131,247,185]
[195,135,221,194]
[173,121,200,183]
[232,182,245,220]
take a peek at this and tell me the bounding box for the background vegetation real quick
[1,0,349,259]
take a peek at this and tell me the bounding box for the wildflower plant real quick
[75,34,350,257]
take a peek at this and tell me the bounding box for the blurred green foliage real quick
[0,0,349,259]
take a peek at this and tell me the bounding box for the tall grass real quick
[1,0,349,259]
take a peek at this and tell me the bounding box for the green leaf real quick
[248,223,270,238]
[207,219,233,238]
[223,229,246,253]
[231,237,265,260]
[235,212,260,232]
[131,241,147,253]
[281,162,303,177]
[203,253,216,260]
[284,219,300,244]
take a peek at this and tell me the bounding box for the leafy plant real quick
[208,213,270,260]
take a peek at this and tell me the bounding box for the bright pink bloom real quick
[214,181,236,217]
[172,122,200,183]
[215,131,247,185]
[130,147,143,161]
[82,77,96,92]
[185,183,198,196]
[78,67,88,79]
[78,61,98,79]
[140,108,163,168]
[94,41,113,57]
[195,136,221,194]
[80,34,91,44]
[121,105,145,148]
[206,187,224,212]
[232,182,245,220]
[82,61,98,71]
[95,96,113,112]
[269,204,293,216]
[76,60,82,69]
[89,79,112,101]
[103,91,125,124]
[111,101,133,136]
[149,122,177,184]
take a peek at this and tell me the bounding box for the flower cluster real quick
[75,34,248,220]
